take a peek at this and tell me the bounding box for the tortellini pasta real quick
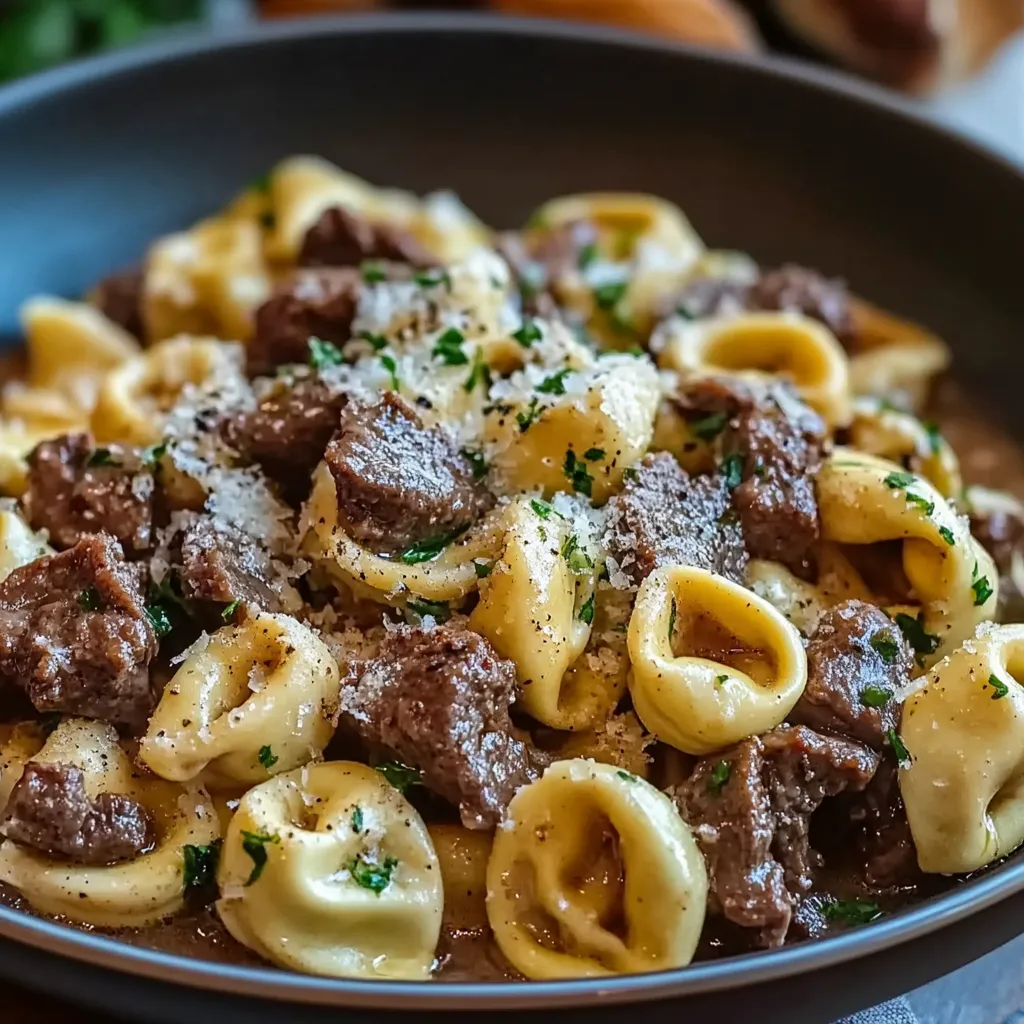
[139,613,340,790]
[216,761,443,979]
[486,759,707,978]
[0,507,52,582]
[0,718,220,927]
[627,565,807,754]
[900,624,1024,873]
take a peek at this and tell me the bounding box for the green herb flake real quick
[349,853,398,895]
[399,529,465,565]
[561,533,593,574]
[823,899,883,926]
[516,397,541,433]
[893,612,939,664]
[414,268,452,291]
[870,631,899,665]
[512,321,542,348]
[594,280,628,311]
[240,830,279,886]
[361,261,386,284]
[616,770,637,783]
[380,354,401,392]
[883,471,916,490]
[623,467,639,482]
[886,728,912,768]
[923,420,943,456]
[460,448,488,480]
[142,442,167,470]
[938,525,956,546]
[972,573,994,607]
[408,598,451,623]
[464,347,491,394]
[690,411,728,442]
[77,588,101,612]
[578,592,596,625]
[721,452,744,489]
[257,745,278,771]
[860,685,893,709]
[584,448,605,462]
[563,449,594,498]
[432,327,468,366]
[87,447,117,468]
[182,840,221,891]
[537,369,571,396]
[707,760,731,794]
[376,761,422,794]
[145,604,173,639]
[577,242,599,270]
[715,674,728,687]
[359,331,388,352]
[905,492,935,515]
[474,561,493,578]
[668,597,677,644]
[221,599,240,623]
[987,674,1010,700]
[308,336,344,371]
[530,498,554,520]
[351,806,364,833]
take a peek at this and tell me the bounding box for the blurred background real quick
[0,0,1021,158]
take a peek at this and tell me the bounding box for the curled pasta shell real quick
[428,824,492,931]
[216,761,442,979]
[0,718,220,927]
[745,558,830,636]
[627,565,807,754]
[139,613,340,790]
[900,624,1024,873]
[486,759,707,978]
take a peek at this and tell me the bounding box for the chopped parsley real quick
[707,760,731,794]
[893,611,939,665]
[358,330,388,352]
[474,561,493,578]
[464,347,491,394]
[577,242,599,270]
[77,588,101,611]
[461,448,488,480]
[883,471,916,490]
[561,533,593,574]
[399,529,465,565]
[221,599,240,623]
[668,597,677,644]
[616,770,637,783]
[690,411,728,442]
[145,604,173,639]
[971,568,994,607]
[938,525,956,546]
[987,674,1010,700]
[349,853,398,894]
[512,321,542,348]
[870,631,899,664]
[414,268,451,291]
[922,420,943,456]
[376,761,422,794]
[593,280,628,311]
[408,598,451,622]
[578,593,595,625]
[361,261,386,283]
[530,498,555,519]
[351,806,364,833]
[823,899,883,926]
[240,830,279,886]
[563,449,594,497]
[721,452,744,489]
[584,448,605,462]
[86,447,116,467]
[308,336,344,370]
[432,327,468,366]
[905,492,935,515]
[537,368,571,396]
[257,745,278,770]
[141,442,167,470]
[886,728,912,768]
[623,467,639,482]
[516,397,541,433]
[715,674,728,687]
[380,354,400,392]
[182,840,221,891]
[860,685,893,709]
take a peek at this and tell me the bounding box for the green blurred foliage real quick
[0,0,203,82]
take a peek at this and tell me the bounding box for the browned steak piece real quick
[325,392,494,555]
[2,761,154,865]
[341,625,546,828]
[851,756,922,890]
[603,452,748,587]
[23,434,155,556]
[298,206,433,269]
[0,535,158,726]
[92,267,145,342]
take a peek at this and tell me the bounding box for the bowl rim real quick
[1,9,1024,1011]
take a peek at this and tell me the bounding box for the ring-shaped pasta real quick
[627,565,807,754]
[0,420,78,497]
[92,336,242,445]
[816,449,998,664]
[900,624,1024,873]
[656,312,851,429]
[2,383,87,432]
[0,718,221,927]
[139,612,340,790]
[485,758,707,978]
[216,761,442,979]
[428,824,492,932]
[0,507,51,581]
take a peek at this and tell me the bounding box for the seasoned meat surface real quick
[298,206,433,269]
[970,497,1024,621]
[340,625,545,827]
[325,393,494,554]
[23,434,155,556]
[222,375,349,504]
[0,535,158,727]
[2,761,154,865]
[673,376,827,576]
[604,452,748,586]
[92,268,145,342]
[852,756,922,890]
[791,600,911,748]
[249,267,360,376]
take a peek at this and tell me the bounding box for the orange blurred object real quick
[490,0,759,50]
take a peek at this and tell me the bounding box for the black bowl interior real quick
[0,13,1023,1024]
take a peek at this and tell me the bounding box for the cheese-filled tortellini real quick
[486,759,707,978]
[0,718,221,927]
[628,565,807,754]
[139,613,340,789]
[900,624,1024,874]
[216,761,443,979]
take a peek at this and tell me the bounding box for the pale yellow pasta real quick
[555,711,654,778]
[627,565,807,754]
[91,336,242,445]
[486,759,707,978]
[0,420,70,496]
[745,559,830,636]
[0,721,45,810]
[0,718,221,927]
[139,613,340,790]
[401,190,491,263]
[216,761,442,979]
[428,824,492,931]
[656,312,851,429]
[817,449,997,663]
[900,624,1024,873]
[0,507,52,582]
[1,382,86,432]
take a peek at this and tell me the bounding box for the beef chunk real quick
[791,600,911,748]
[249,267,360,376]
[23,434,155,556]
[325,393,494,555]
[341,625,545,827]
[222,376,349,504]
[673,376,827,576]
[604,452,748,587]
[851,756,921,890]
[93,268,145,342]
[2,761,154,865]
[835,0,937,49]
[0,535,158,726]
[970,497,1024,621]
[673,264,854,346]
[680,725,878,947]
[298,206,433,269]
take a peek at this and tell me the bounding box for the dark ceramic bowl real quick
[0,13,1023,1024]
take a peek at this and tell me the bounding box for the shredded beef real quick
[604,452,748,586]
[0,535,158,726]
[93,268,145,342]
[23,434,155,556]
[325,392,494,554]
[222,376,349,504]
[340,625,545,827]
[2,761,154,865]
[971,499,1024,621]
[673,376,827,576]
[298,206,433,269]
[249,267,360,376]
[791,600,911,748]
[680,725,878,947]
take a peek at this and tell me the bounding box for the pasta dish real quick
[0,156,1020,982]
